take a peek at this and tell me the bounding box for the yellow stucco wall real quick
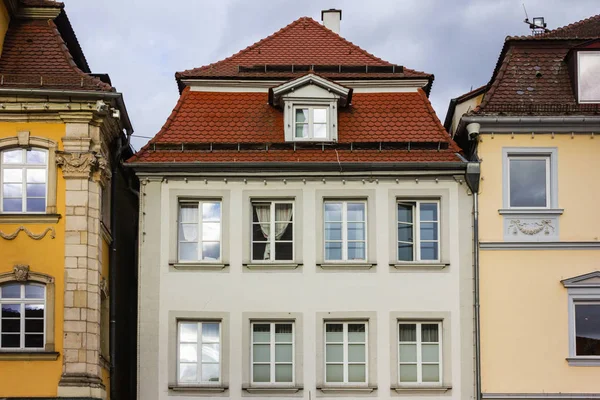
[0,122,65,397]
[478,132,600,393]
[0,1,10,56]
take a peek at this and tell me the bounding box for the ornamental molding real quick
[100,277,109,298]
[508,219,555,236]
[56,151,107,180]
[13,264,29,281]
[0,226,55,240]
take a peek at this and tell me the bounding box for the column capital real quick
[56,151,99,180]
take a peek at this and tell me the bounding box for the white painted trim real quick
[272,74,349,98]
[577,51,600,104]
[189,86,269,93]
[352,87,419,93]
[480,241,600,250]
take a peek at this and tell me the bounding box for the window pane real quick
[253,364,270,382]
[179,343,197,362]
[1,334,20,348]
[1,304,20,317]
[180,204,198,223]
[510,158,547,207]
[399,344,417,362]
[202,363,220,382]
[313,124,327,138]
[326,324,343,342]
[3,183,22,197]
[275,364,293,382]
[399,364,417,382]
[579,53,600,102]
[3,168,22,182]
[179,242,198,261]
[202,323,220,343]
[347,222,365,240]
[324,203,342,221]
[422,344,439,362]
[348,364,366,383]
[26,183,46,197]
[398,203,413,223]
[420,203,438,221]
[420,222,438,241]
[348,344,365,362]
[347,242,365,260]
[275,344,293,362]
[326,364,343,382]
[325,223,342,240]
[24,334,43,348]
[314,108,327,123]
[1,283,21,299]
[252,224,267,242]
[252,242,268,261]
[275,203,293,221]
[348,324,366,342]
[179,363,197,382]
[253,324,270,342]
[202,242,220,261]
[2,149,22,163]
[398,224,413,243]
[398,243,413,261]
[27,198,45,212]
[24,304,43,318]
[422,324,439,342]
[575,304,600,356]
[25,319,44,333]
[325,242,342,261]
[26,150,46,165]
[179,323,198,342]
[26,169,45,183]
[295,108,308,123]
[3,198,22,212]
[1,319,19,332]
[275,324,293,342]
[420,242,439,261]
[275,223,293,241]
[202,222,220,241]
[253,344,270,362]
[295,124,308,138]
[202,344,220,363]
[326,344,343,362]
[179,223,198,242]
[422,364,439,382]
[347,203,365,221]
[399,324,416,342]
[202,202,220,221]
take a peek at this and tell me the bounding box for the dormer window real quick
[295,106,329,140]
[578,52,600,103]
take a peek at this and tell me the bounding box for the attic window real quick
[294,106,329,139]
[578,52,600,103]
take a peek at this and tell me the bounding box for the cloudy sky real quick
[64,0,597,150]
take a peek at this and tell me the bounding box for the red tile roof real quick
[509,14,600,40]
[129,88,461,164]
[0,16,111,91]
[176,17,430,81]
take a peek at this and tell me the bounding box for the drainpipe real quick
[465,162,481,400]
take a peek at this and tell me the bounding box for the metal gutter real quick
[461,115,600,133]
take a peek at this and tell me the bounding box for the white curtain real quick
[255,204,293,260]
[254,204,271,259]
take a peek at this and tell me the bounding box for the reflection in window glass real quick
[1,148,48,213]
[397,201,440,262]
[324,201,366,262]
[509,157,548,208]
[178,321,221,384]
[294,107,328,140]
[0,283,46,349]
[575,303,600,356]
[178,201,222,262]
[579,52,600,103]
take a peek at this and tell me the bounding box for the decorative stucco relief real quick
[508,219,555,236]
[55,151,98,179]
[0,226,55,240]
[13,264,29,281]
[503,215,559,242]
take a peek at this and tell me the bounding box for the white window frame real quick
[178,200,222,263]
[506,155,551,209]
[250,321,295,385]
[292,105,330,141]
[324,321,368,386]
[0,282,46,350]
[0,148,48,214]
[398,322,443,386]
[569,298,600,360]
[324,200,367,262]
[176,320,222,385]
[250,200,294,263]
[397,200,440,262]
[577,51,600,104]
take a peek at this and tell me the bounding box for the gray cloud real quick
[62,0,597,150]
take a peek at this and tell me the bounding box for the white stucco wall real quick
[137,174,474,400]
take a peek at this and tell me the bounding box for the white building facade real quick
[130,10,477,400]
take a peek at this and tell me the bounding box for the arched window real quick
[0,282,46,349]
[1,148,48,213]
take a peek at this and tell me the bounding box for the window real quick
[294,106,329,140]
[178,201,221,262]
[251,322,294,384]
[398,322,442,385]
[324,322,367,384]
[1,148,47,213]
[324,201,366,262]
[397,201,440,262]
[177,321,221,384]
[574,302,600,357]
[0,282,45,350]
[251,201,293,262]
[578,52,600,103]
[508,155,550,208]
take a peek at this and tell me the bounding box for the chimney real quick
[321,9,342,34]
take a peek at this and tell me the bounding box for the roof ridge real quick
[176,16,393,78]
[507,13,600,40]
[540,13,600,38]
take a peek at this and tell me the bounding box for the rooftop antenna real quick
[523,3,549,35]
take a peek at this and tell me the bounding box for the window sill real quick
[498,208,564,216]
[171,262,229,270]
[317,385,377,394]
[168,384,228,392]
[0,351,59,361]
[567,357,600,366]
[242,385,303,394]
[318,263,375,270]
[244,263,301,270]
[390,262,449,269]
[0,213,61,224]
[392,385,452,394]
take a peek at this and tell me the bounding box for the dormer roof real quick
[269,73,352,108]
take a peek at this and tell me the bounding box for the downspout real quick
[465,162,481,400]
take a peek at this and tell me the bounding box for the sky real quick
[63,0,598,151]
